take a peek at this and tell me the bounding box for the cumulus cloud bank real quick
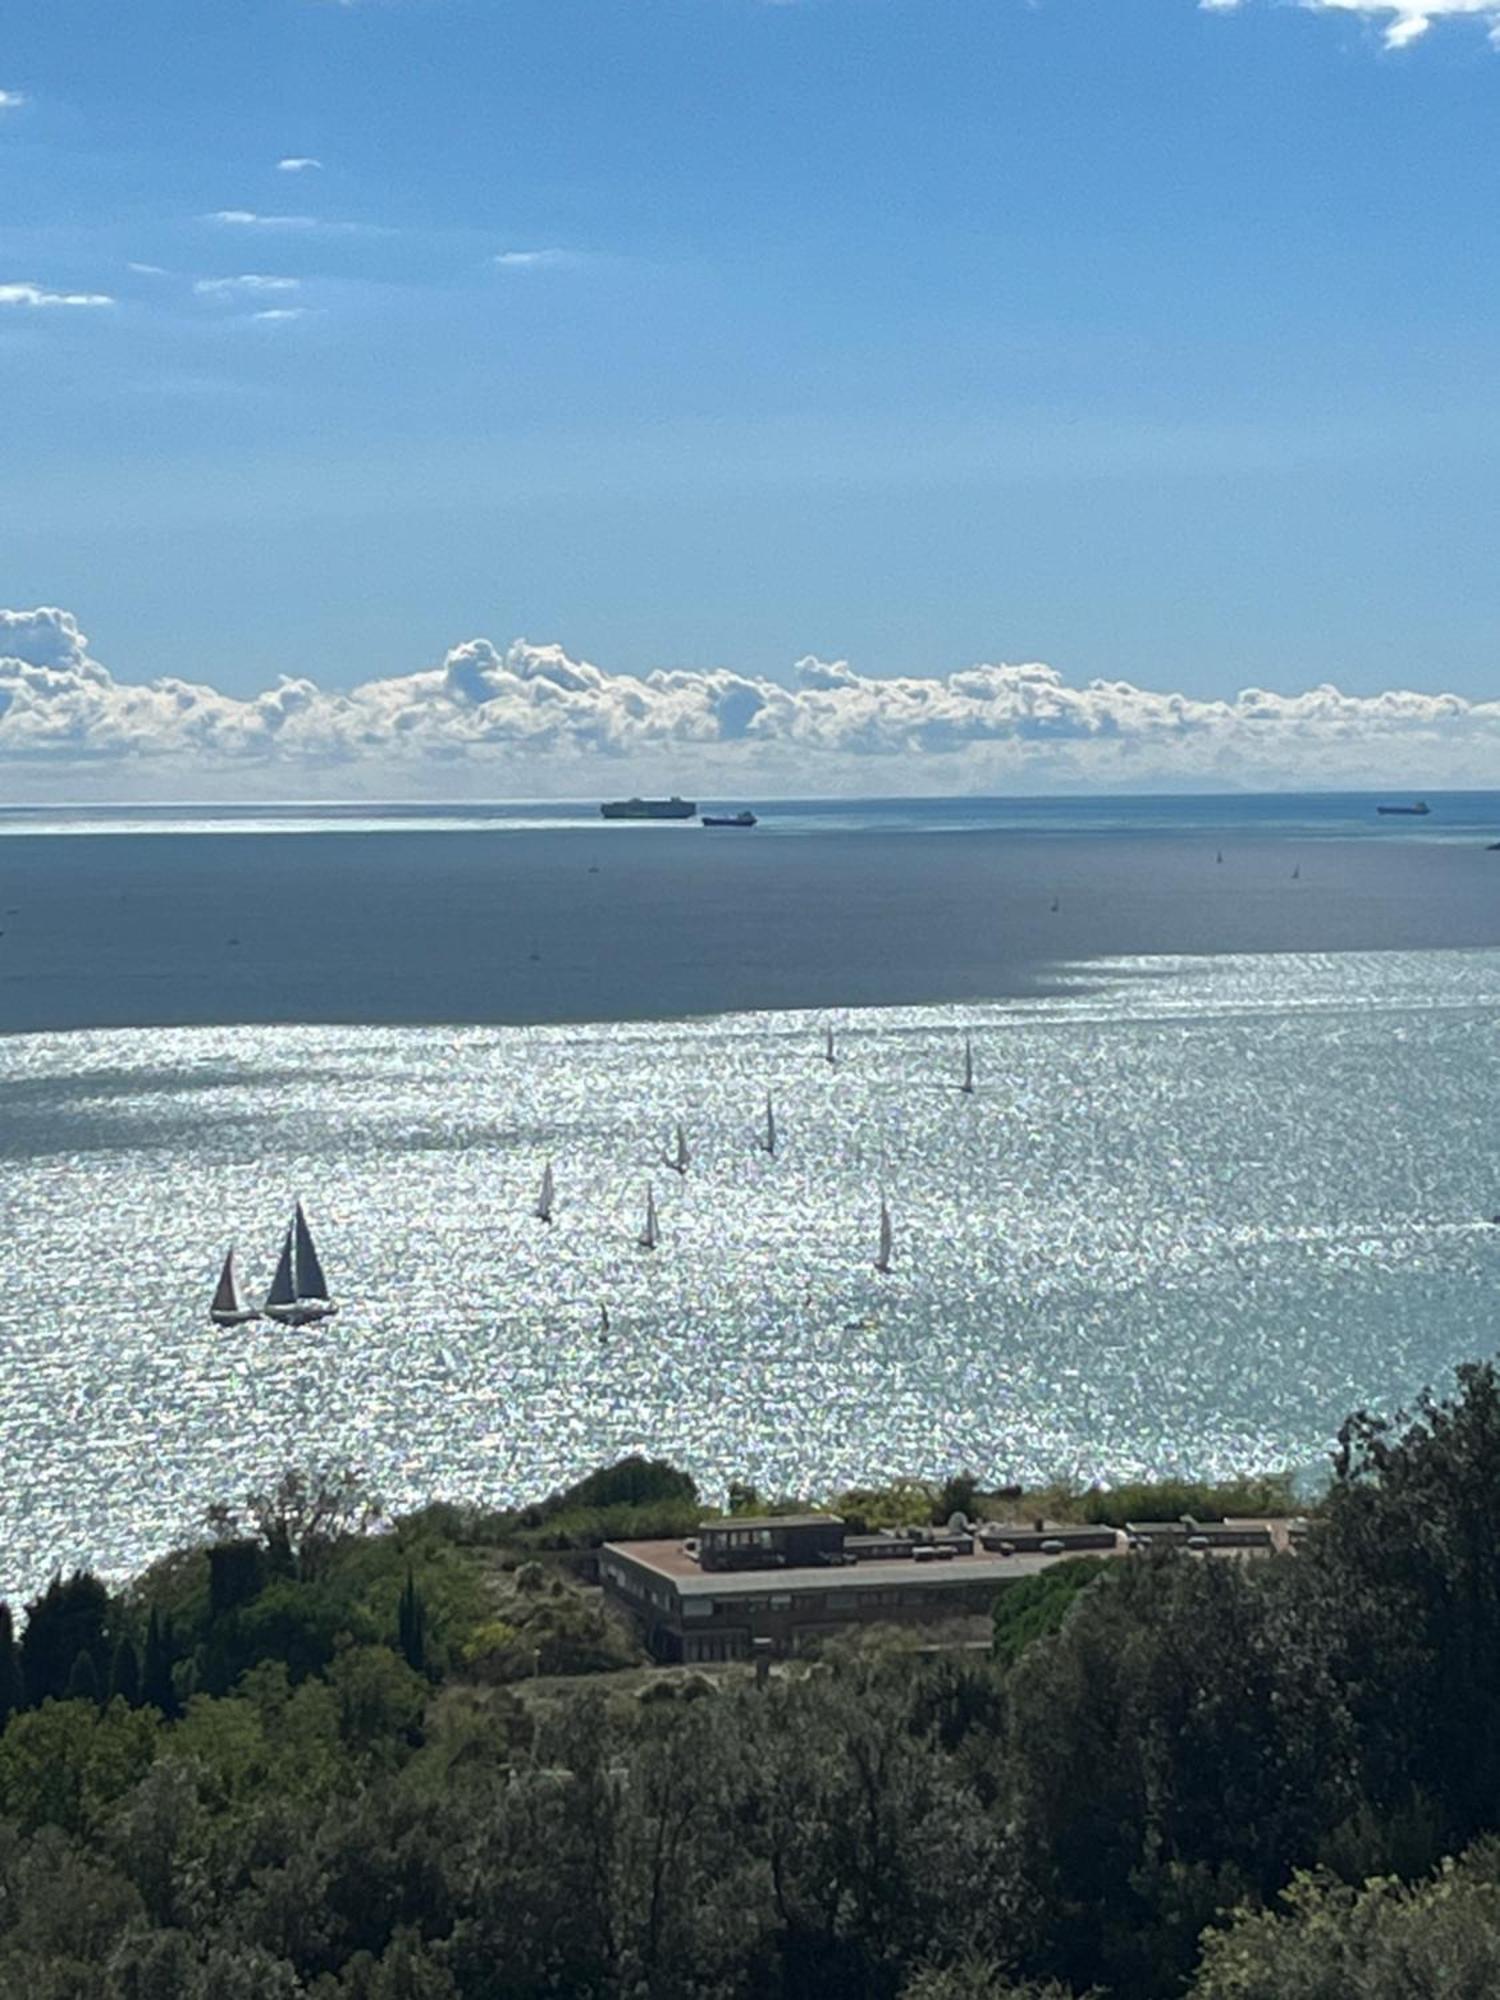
[1204,0,1500,49]
[0,606,1496,800]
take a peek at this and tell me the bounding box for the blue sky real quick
[2,0,1499,794]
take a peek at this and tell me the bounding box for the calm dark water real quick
[0,793,1494,1032]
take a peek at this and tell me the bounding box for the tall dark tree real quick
[208,1538,268,1617]
[0,1601,20,1726]
[19,1571,112,1707]
[109,1634,141,1707]
[397,1567,427,1676]
[141,1606,180,1719]
[65,1648,101,1706]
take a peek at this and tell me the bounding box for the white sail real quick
[210,1246,259,1326]
[639,1184,659,1251]
[961,1034,975,1095]
[211,1248,241,1317]
[292,1201,330,1301]
[763,1094,777,1155]
[670,1123,689,1175]
[875,1196,893,1274]
[536,1162,555,1223]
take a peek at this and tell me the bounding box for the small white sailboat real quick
[665,1123,690,1176]
[960,1034,975,1095]
[824,1024,837,1065]
[263,1201,338,1327]
[761,1093,777,1155]
[209,1246,260,1328]
[536,1162,555,1224]
[599,1302,611,1337]
[874,1195,893,1275]
[638,1184,660,1252]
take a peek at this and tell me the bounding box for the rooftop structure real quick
[601,1512,1307,1663]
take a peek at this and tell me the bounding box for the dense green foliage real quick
[1190,1842,1500,1998]
[4,1378,1500,1995]
[991,1559,1110,1666]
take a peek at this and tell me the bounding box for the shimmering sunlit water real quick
[5,947,1500,1600]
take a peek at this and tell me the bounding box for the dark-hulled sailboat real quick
[264,1201,338,1326]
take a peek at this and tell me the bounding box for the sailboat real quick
[638,1184,660,1252]
[824,1025,837,1065]
[263,1201,338,1327]
[536,1162,555,1224]
[874,1195,893,1275]
[665,1123,690,1176]
[960,1034,975,1095]
[209,1247,260,1328]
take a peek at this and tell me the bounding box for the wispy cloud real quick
[194,273,301,298]
[1,606,1496,795]
[1203,0,1500,49]
[205,208,383,236]
[0,90,24,110]
[277,156,324,173]
[127,262,169,277]
[493,249,577,270]
[206,210,321,230]
[0,282,115,309]
[251,307,318,322]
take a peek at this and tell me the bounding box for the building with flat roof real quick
[600,1514,1125,1663]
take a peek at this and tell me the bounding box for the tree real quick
[142,1606,181,1719]
[1301,1361,1500,1859]
[19,1570,113,1707]
[206,1467,382,1582]
[110,1634,141,1707]
[992,1560,1110,1667]
[66,1648,101,1706]
[1190,1842,1500,1999]
[0,1602,20,1727]
[932,1472,980,1525]
[210,1537,269,1616]
[397,1568,426,1676]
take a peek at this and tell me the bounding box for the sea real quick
[2,789,1500,1602]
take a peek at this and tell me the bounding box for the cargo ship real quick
[599,796,696,820]
[1377,801,1430,815]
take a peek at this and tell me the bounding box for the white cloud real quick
[0,282,114,309]
[0,606,1497,797]
[194,273,301,297]
[127,262,169,277]
[0,90,24,110]
[206,210,320,230]
[251,307,318,322]
[1203,0,1500,48]
[493,249,576,269]
[277,157,324,173]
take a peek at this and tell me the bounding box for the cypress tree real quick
[66,1647,100,1705]
[0,1603,20,1727]
[110,1634,141,1707]
[20,1570,111,1707]
[397,1566,427,1675]
[142,1607,180,1719]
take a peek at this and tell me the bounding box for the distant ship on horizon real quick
[599,796,696,820]
[1377,800,1431,816]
